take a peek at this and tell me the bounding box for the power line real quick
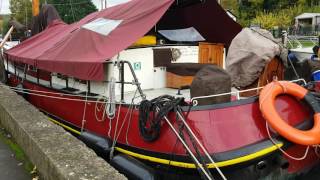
[69,0,76,22]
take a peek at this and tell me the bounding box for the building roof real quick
[295,13,320,19]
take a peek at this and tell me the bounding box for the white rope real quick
[191,78,307,106]
[266,121,310,161]
[107,77,116,137]
[94,97,108,122]
[109,103,122,159]
[260,81,310,160]
[125,98,136,144]
[2,84,99,99]
[2,78,307,106]
[110,88,138,158]
[81,82,89,132]
[107,77,116,119]
[7,87,99,103]
[2,84,129,105]
[108,113,113,137]
[314,145,320,158]
[93,80,116,122]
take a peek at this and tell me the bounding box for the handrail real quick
[191,79,307,106]
[0,26,14,49]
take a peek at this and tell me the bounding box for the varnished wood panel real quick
[240,57,284,97]
[198,42,224,67]
[166,72,194,89]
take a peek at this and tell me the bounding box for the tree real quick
[9,0,32,27]
[46,0,97,24]
[221,0,239,16]
[237,0,264,27]
[236,0,320,27]
[262,0,298,10]
[252,10,292,30]
[1,15,10,35]
[298,0,320,6]
[9,0,97,26]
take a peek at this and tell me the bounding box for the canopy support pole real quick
[120,61,124,102]
[105,61,146,101]
[0,26,14,49]
[123,61,146,100]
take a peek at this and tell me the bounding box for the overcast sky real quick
[0,0,131,14]
[1,0,10,14]
[92,0,131,9]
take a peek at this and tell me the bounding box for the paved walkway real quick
[0,138,30,180]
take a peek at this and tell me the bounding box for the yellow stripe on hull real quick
[48,117,81,135]
[115,143,283,169]
[47,117,283,169]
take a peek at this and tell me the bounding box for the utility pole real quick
[105,0,107,8]
[100,0,103,10]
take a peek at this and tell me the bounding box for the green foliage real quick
[238,0,264,26]
[251,4,320,30]
[221,0,239,16]
[262,0,299,10]
[1,15,10,35]
[46,0,97,24]
[252,7,297,29]
[231,0,320,28]
[299,0,320,6]
[252,11,277,29]
[9,0,32,27]
[9,0,97,26]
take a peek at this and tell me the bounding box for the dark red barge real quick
[2,0,320,179]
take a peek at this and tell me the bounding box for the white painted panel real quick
[117,47,155,93]
[153,67,166,89]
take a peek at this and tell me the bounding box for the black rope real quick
[138,95,184,142]
[138,95,214,179]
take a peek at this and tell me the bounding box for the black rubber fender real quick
[111,153,157,180]
[79,131,111,159]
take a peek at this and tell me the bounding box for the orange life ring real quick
[259,81,320,146]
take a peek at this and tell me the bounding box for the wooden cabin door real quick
[198,42,224,67]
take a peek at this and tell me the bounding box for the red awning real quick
[5,0,174,80]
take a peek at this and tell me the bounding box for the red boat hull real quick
[7,75,320,177]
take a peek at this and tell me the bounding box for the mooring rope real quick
[81,81,89,132]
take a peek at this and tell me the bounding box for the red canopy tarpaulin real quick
[5,0,174,80]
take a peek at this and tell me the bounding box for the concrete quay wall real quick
[0,85,126,180]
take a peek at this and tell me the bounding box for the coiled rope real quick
[138,95,184,142]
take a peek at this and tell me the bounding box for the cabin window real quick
[82,18,123,36]
[28,65,37,72]
[158,27,205,42]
